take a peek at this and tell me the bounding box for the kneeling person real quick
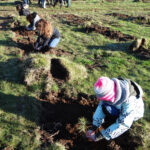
[34,19,60,51]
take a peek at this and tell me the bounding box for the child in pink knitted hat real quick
[86,77,144,141]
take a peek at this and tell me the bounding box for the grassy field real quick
[0,0,150,149]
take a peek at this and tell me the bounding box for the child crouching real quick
[86,77,144,141]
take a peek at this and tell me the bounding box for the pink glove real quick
[86,130,96,141]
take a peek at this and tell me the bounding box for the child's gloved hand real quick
[86,130,104,142]
[86,130,96,141]
[95,132,104,141]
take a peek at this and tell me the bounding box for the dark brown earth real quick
[132,47,150,59]
[129,38,150,59]
[106,13,150,25]
[12,24,73,56]
[85,24,136,41]
[54,14,91,25]
[54,14,136,41]
[38,91,143,150]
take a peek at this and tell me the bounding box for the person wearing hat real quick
[86,77,144,141]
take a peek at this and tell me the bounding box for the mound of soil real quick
[38,92,143,150]
[12,25,36,54]
[85,23,136,41]
[54,14,135,41]
[106,13,150,25]
[54,14,91,25]
[129,39,150,59]
[12,23,73,56]
[12,26,35,37]
[134,47,150,59]
[41,47,74,57]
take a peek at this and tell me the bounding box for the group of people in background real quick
[16,3,60,50]
[23,0,71,8]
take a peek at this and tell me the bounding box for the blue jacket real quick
[93,78,144,140]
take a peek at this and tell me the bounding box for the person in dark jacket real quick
[26,12,41,31]
[16,3,30,16]
[86,77,144,141]
[34,19,60,51]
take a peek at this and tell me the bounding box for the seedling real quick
[77,117,89,133]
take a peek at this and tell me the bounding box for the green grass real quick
[0,0,150,149]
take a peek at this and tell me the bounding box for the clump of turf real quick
[129,38,146,52]
[23,54,53,93]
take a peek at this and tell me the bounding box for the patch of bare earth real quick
[106,13,150,25]
[85,23,136,41]
[129,38,150,59]
[54,14,136,41]
[12,23,72,56]
[37,91,143,150]
[37,65,142,150]
[11,22,66,56]
[12,22,36,54]
[54,14,91,25]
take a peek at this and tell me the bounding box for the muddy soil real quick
[12,25,36,54]
[38,91,143,150]
[129,38,150,59]
[85,23,136,41]
[12,24,72,56]
[54,14,136,41]
[106,13,150,25]
[133,47,150,59]
[54,14,91,25]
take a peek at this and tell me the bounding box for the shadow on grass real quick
[87,42,131,52]
[0,92,41,124]
[0,39,17,47]
[0,16,12,20]
[0,2,15,6]
[0,16,14,31]
[0,58,23,84]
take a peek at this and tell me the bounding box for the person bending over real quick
[26,12,41,31]
[86,77,144,141]
[34,19,60,51]
[16,3,30,16]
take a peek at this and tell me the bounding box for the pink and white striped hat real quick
[94,77,116,103]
